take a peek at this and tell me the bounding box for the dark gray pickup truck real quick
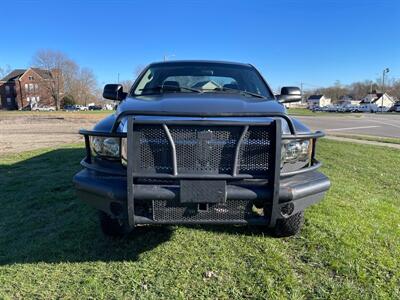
[74,60,330,237]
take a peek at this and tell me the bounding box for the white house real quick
[360,92,395,108]
[307,95,331,108]
[337,95,361,106]
[192,80,221,90]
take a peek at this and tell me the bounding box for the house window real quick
[27,97,30,102]
[29,76,34,80]
[6,97,11,104]
[29,83,34,91]
[36,96,40,102]
[25,84,29,92]
[35,83,39,91]
[5,86,10,95]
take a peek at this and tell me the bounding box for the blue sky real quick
[1,0,399,90]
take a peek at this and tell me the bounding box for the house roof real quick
[360,92,394,104]
[0,69,26,82]
[31,68,53,80]
[192,80,221,89]
[0,68,54,82]
[308,94,324,100]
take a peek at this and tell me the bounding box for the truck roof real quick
[148,60,253,68]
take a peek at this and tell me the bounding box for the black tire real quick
[273,212,304,237]
[98,211,130,237]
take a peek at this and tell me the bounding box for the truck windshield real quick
[132,62,273,99]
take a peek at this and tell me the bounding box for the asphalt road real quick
[295,114,400,138]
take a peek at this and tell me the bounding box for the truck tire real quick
[98,211,130,237]
[273,212,304,237]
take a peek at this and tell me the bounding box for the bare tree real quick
[134,64,146,78]
[32,49,78,110]
[73,68,98,105]
[0,64,12,79]
[120,80,134,93]
[32,49,100,107]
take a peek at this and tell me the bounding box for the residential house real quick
[192,80,221,90]
[337,95,361,106]
[0,68,59,110]
[360,92,395,108]
[307,95,331,108]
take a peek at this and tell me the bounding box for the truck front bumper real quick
[73,168,330,227]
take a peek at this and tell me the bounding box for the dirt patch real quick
[0,112,109,155]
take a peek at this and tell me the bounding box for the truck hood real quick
[116,93,286,115]
[93,93,311,134]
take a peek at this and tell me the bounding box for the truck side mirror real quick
[103,84,127,101]
[277,86,302,103]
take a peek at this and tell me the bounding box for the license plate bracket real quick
[180,180,226,203]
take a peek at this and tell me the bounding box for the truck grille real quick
[134,125,273,177]
[153,199,254,222]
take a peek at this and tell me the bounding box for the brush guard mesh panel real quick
[127,118,281,226]
[133,124,273,177]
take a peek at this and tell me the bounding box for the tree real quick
[32,49,98,107]
[134,64,146,78]
[71,68,98,105]
[0,64,12,79]
[32,50,77,110]
[120,80,134,93]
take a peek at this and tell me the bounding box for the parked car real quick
[377,106,390,112]
[75,105,89,111]
[32,105,56,111]
[103,104,115,110]
[64,105,79,111]
[388,102,400,112]
[88,105,102,111]
[311,106,322,112]
[73,60,330,237]
[358,103,378,113]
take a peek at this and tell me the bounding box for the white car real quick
[32,105,56,111]
[75,105,89,111]
[357,104,378,113]
[377,106,390,112]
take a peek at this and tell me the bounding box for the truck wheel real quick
[273,212,304,237]
[98,211,130,237]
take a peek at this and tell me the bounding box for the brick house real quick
[0,68,59,110]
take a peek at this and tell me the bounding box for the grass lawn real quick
[329,133,400,145]
[0,140,399,299]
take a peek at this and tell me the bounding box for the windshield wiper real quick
[216,87,266,99]
[140,85,203,93]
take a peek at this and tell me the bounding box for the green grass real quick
[286,108,318,116]
[287,108,363,117]
[0,140,399,299]
[329,133,400,145]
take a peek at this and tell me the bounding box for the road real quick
[295,114,400,138]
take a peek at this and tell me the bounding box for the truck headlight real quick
[281,139,312,168]
[121,138,128,166]
[90,136,121,159]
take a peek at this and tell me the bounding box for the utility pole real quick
[164,54,175,61]
[116,73,120,104]
[381,68,389,113]
[300,82,304,103]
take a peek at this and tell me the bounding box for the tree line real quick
[1,51,399,108]
[304,79,400,102]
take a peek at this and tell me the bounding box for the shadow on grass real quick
[0,148,173,265]
[0,148,274,265]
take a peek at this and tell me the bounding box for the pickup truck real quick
[73,60,330,237]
